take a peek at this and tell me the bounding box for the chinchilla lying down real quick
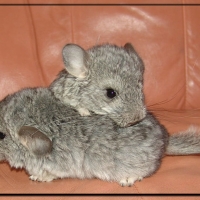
[0,43,199,186]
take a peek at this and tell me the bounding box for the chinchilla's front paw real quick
[29,171,56,182]
[119,176,143,187]
[77,107,91,116]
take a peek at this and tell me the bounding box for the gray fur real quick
[0,87,167,186]
[0,43,199,186]
[166,126,200,155]
[51,43,146,125]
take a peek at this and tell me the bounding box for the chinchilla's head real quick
[0,126,52,167]
[0,131,6,161]
[0,128,22,165]
[52,43,146,127]
[0,111,10,161]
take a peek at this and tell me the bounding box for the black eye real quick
[106,88,116,99]
[0,132,6,140]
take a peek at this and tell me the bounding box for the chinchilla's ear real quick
[62,44,89,79]
[124,43,137,55]
[18,126,52,156]
[124,43,144,72]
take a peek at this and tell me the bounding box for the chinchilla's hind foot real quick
[119,176,143,187]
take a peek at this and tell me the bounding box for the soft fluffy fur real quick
[0,43,199,186]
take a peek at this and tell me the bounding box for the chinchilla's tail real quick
[166,126,200,155]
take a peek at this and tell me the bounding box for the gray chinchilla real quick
[0,43,199,186]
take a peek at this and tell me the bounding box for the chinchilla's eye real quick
[0,132,6,140]
[106,88,117,99]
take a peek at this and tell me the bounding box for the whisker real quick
[146,84,185,108]
[95,35,101,46]
[151,109,200,118]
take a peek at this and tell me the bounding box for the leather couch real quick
[0,0,200,198]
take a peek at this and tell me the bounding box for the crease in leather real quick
[70,6,75,43]
[0,167,17,190]
[26,0,47,86]
[182,3,188,110]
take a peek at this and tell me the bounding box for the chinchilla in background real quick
[0,43,199,186]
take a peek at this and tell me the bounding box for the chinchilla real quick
[0,43,199,186]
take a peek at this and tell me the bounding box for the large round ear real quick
[18,126,52,156]
[124,43,137,55]
[62,44,89,79]
[124,43,144,72]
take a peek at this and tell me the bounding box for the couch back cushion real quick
[0,2,200,111]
